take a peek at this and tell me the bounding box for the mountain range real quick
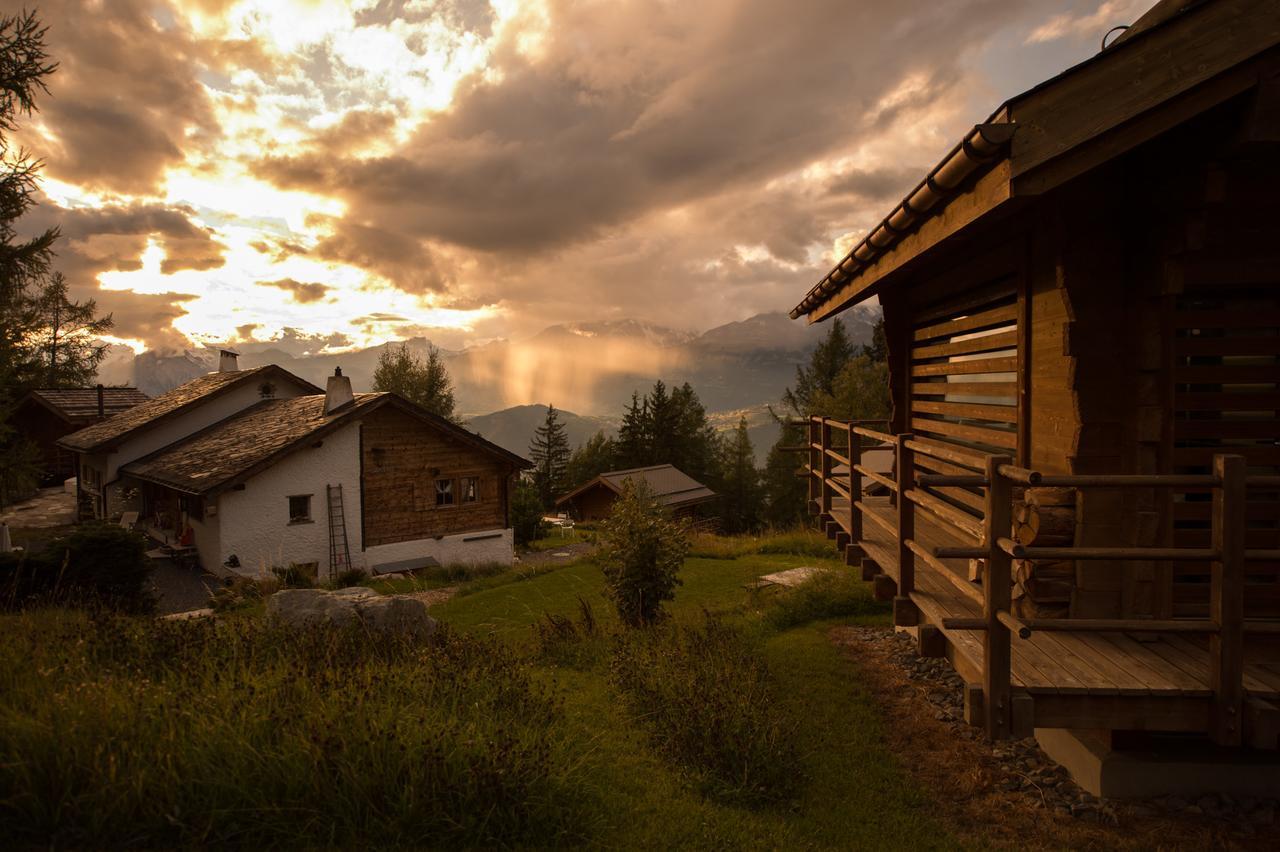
[96,308,879,462]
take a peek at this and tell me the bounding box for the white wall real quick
[210,418,516,579]
[215,420,362,579]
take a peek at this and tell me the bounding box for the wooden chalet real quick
[555,464,717,522]
[790,0,1280,775]
[12,386,149,484]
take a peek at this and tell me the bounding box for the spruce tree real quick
[615,392,649,468]
[29,272,113,387]
[529,404,571,509]
[565,430,617,490]
[718,417,761,534]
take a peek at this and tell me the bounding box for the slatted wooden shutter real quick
[1171,284,1280,617]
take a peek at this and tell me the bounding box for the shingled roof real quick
[58,365,321,453]
[23,387,150,422]
[122,392,530,496]
[556,464,717,510]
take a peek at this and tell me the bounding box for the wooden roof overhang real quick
[791,0,1280,324]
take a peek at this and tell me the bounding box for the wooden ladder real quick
[327,484,352,580]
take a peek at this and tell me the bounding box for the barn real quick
[791,0,1280,795]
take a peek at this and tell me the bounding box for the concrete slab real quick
[0,486,75,528]
[1036,727,1280,799]
[753,566,834,589]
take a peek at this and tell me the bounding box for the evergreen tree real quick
[29,272,113,387]
[0,12,69,506]
[779,317,854,419]
[860,315,888,362]
[565,430,617,490]
[646,379,675,464]
[615,392,649,468]
[761,439,806,528]
[371,341,458,421]
[811,354,891,422]
[528,404,571,509]
[718,417,761,534]
[667,382,719,484]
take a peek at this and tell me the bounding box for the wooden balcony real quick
[804,416,1280,748]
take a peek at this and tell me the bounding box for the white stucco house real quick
[58,355,530,579]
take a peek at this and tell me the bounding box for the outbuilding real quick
[555,464,717,522]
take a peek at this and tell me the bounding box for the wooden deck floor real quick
[830,495,1280,732]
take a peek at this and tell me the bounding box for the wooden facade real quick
[793,0,1280,749]
[360,405,515,548]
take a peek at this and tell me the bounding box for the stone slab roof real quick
[58,366,320,453]
[25,387,149,422]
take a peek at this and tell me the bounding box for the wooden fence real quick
[805,415,1280,745]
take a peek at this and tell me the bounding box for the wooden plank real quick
[1175,337,1280,357]
[1174,310,1280,329]
[911,381,1018,398]
[913,303,1018,343]
[911,417,1018,450]
[1100,633,1211,696]
[912,356,1018,378]
[1174,392,1280,411]
[1174,445,1280,467]
[913,400,1017,424]
[984,454,1015,739]
[1174,420,1280,440]
[907,435,990,468]
[905,489,984,540]
[1160,633,1276,695]
[1175,365,1280,384]
[857,500,898,538]
[913,330,1018,361]
[1023,632,1126,696]
[913,279,1016,326]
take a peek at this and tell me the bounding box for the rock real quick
[267,587,437,637]
[1163,796,1188,812]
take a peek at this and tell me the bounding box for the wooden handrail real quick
[852,425,895,444]
[905,539,983,606]
[824,449,851,467]
[827,478,851,500]
[856,500,897,537]
[855,464,897,492]
[904,489,983,540]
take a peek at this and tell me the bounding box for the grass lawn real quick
[0,531,961,848]
[430,546,959,849]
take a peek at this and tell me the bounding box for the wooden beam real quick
[1209,454,1246,747]
[896,434,917,627]
[984,454,1015,741]
[873,574,898,602]
[917,625,946,658]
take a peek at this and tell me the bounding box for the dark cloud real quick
[261,277,330,303]
[826,166,925,202]
[93,289,195,350]
[29,0,219,195]
[259,0,1018,257]
[308,219,449,294]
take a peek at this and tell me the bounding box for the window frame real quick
[434,478,456,508]
[460,475,480,504]
[287,493,313,524]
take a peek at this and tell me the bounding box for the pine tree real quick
[860,315,888,362]
[29,272,113,387]
[615,392,649,468]
[565,430,617,490]
[646,380,675,464]
[372,341,458,421]
[529,404,571,509]
[779,317,854,419]
[668,382,718,485]
[718,417,761,534]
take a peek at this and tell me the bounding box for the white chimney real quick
[324,366,354,414]
[218,349,240,372]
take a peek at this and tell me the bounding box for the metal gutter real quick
[789,121,1017,320]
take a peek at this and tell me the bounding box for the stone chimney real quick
[96,384,105,418]
[324,367,354,414]
[218,348,240,372]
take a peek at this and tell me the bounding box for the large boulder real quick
[266,587,436,637]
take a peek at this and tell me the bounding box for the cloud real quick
[1026,0,1148,45]
[261,277,330,303]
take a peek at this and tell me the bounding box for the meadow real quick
[0,529,961,849]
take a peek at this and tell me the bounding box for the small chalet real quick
[555,464,717,521]
[58,354,530,579]
[789,0,1280,793]
[11,386,149,484]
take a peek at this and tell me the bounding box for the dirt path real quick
[828,625,1276,850]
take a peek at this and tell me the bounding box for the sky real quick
[14,0,1154,357]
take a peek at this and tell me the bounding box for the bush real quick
[0,611,592,847]
[609,616,802,806]
[531,596,602,667]
[330,567,368,588]
[270,562,316,588]
[763,571,886,631]
[512,479,548,547]
[0,524,154,613]
[597,480,689,626]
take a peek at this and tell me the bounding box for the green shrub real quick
[0,611,592,847]
[512,478,548,546]
[270,561,316,588]
[609,616,802,806]
[597,480,689,626]
[763,571,886,631]
[0,524,154,613]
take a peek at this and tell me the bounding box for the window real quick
[288,494,312,523]
[435,478,454,507]
[258,381,276,399]
[461,476,479,503]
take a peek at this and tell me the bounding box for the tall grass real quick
[763,571,887,631]
[0,610,593,847]
[687,527,842,561]
[609,617,803,807]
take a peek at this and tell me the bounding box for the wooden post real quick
[983,454,1015,740]
[1209,453,1245,747]
[895,433,918,627]
[807,417,819,514]
[820,419,833,516]
[848,421,862,547]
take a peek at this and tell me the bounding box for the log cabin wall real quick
[360,406,513,548]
